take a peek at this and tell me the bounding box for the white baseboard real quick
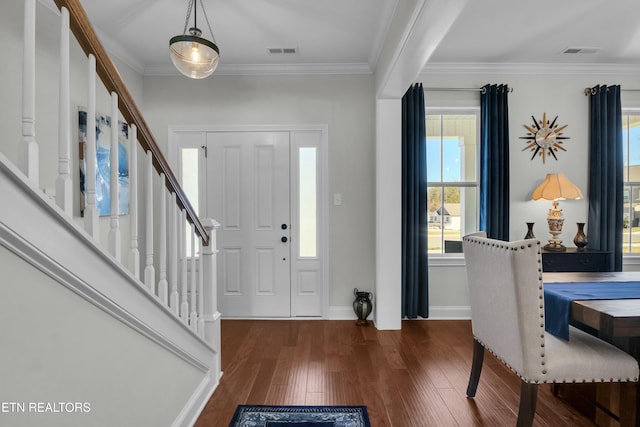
[327,305,471,321]
[173,370,222,427]
[428,306,471,319]
[328,305,357,320]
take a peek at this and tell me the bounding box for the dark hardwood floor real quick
[195,319,596,426]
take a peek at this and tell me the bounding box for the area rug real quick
[228,405,371,427]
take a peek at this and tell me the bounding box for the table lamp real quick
[532,173,583,252]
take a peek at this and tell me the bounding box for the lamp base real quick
[545,201,566,252]
[544,242,566,252]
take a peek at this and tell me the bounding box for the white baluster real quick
[144,151,155,293]
[84,55,99,239]
[20,0,38,185]
[189,223,197,331]
[180,209,189,324]
[56,7,72,214]
[128,124,140,279]
[198,237,204,337]
[169,192,179,315]
[108,92,121,261]
[158,175,168,305]
[201,219,221,357]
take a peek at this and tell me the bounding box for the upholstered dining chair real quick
[462,232,639,427]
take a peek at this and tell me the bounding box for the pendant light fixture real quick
[169,0,220,79]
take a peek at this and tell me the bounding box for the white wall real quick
[421,71,640,314]
[141,74,377,307]
[374,98,402,328]
[0,243,203,427]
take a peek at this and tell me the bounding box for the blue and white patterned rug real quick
[228,405,371,427]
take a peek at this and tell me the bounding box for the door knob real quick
[281,236,288,243]
[281,224,288,230]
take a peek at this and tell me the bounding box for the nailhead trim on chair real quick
[535,242,547,379]
[464,236,639,384]
[473,335,637,383]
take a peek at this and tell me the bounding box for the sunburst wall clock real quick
[520,112,569,163]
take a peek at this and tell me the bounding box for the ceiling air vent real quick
[562,47,600,54]
[268,47,298,55]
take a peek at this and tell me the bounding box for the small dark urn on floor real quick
[353,288,373,326]
[574,222,588,250]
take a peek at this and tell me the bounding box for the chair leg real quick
[516,381,538,427]
[466,339,484,397]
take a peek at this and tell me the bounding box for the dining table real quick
[544,271,640,427]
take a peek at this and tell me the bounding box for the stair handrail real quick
[52,0,209,246]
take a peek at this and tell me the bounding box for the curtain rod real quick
[584,87,640,95]
[425,86,514,94]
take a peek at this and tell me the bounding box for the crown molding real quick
[144,62,373,77]
[422,62,640,75]
[367,0,399,72]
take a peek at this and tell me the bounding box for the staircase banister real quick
[53,0,209,246]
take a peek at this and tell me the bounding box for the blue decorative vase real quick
[353,288,373,326]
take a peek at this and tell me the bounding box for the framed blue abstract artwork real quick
[79,109,130,217]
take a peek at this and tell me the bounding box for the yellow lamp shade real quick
[532,173,583,201]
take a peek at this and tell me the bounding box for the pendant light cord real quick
[181,0,194,34]
[194,1,197,28]
[180,0,216,44]
[199,0,217,44]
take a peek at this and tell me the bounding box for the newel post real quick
[201,218,221,355]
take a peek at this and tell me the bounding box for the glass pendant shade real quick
[170,31,219,79]
[169,0,219,79]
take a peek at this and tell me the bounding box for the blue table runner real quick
[544,281,640,340]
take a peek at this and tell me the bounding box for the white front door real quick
[206,131,291,317]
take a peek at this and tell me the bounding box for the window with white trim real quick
[426,110,480,254]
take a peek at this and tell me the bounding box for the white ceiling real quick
[46,0,640,76]
[71,0,397,76]
[425,0,640,74]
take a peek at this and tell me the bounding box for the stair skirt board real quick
[0,154,220,425]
